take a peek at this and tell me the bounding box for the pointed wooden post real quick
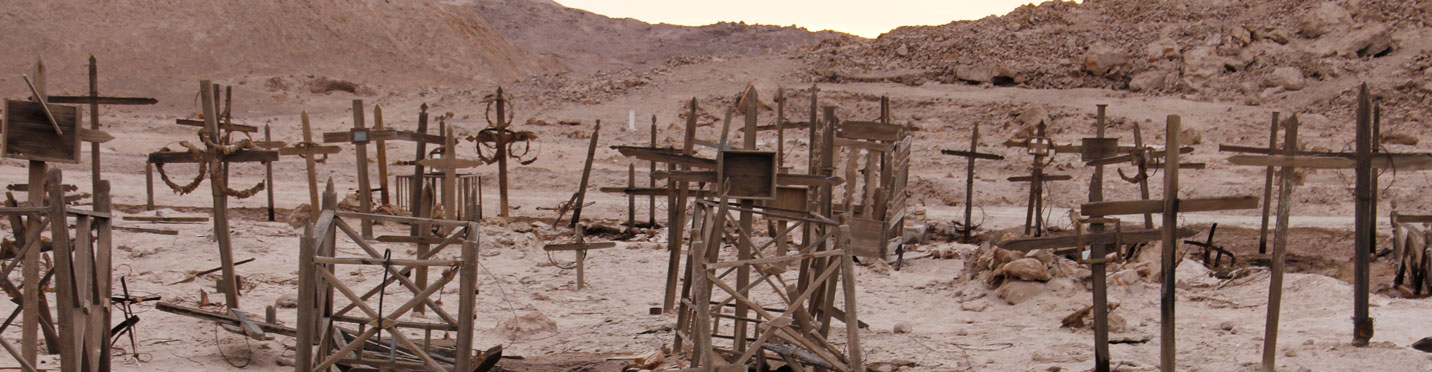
[1257,113,1280,254]
[19,58,47,367]
[663,100,699,312]
[1089,104,1110,372]
[353,100,373,238]
[374,105,391,207]
[87,56,100,193]
[263,125,277,221]
[145,160,155,210]
[278,112,340,218]
[650,115,657,227]
[733,88,759,354]
[495,88,512,218]
[561,121,601,227]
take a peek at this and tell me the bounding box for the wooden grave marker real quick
[556,121,602,227]
[940,122,1004,241]
[45,56,158,195]
[147,80,279,310]
[279,112,342,218]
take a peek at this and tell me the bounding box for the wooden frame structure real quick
[0,171,113,372]
[293,181,480,371]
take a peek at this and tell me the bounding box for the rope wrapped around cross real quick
[473,93,540,165]
[153,129,267,198]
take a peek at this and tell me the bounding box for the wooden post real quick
[649,115,657,227]
[965,124,981,241]
[1258,113,1280,254]
[299,113,321,215]
[564,121,601,227]
[264,124,277,221]
[663,99,699,311]
[145,160,155,211]
[45,169,75,372]
[1353,84,1374,345]
[1160,114,1180,372]
[495,88,511,218]
[1131,122,1154,229]
[628,163,636,228]
[732,89,759,354]
[353,100,374,239]
[374,105,391,207]
[202,80,241,310]
[1090,104,1110,372]
[88,56,100,194]
[1262,115,1299,371]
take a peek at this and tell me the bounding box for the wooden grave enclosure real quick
[1390,209,1432,296]
[293,180,481,372]
[146,80,279,310]
[395,173,482,220]
[0,171,115,372]
[830,97,912,260]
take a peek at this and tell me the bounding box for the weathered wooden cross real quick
[940,122,1004,242]
[556,121,602,227]
[473,88,538,218]
[44,56,157,195]
[1003,121,1075,236]
[542,227,617,290]
[279,112,342,218]
[146,80,279,310]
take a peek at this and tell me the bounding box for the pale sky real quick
[553,0,1045,38]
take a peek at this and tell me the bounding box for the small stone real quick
[961,300,989,312]
[893,322,912,334]
[956,328,969,336]
[1266,67,1306,91]
[1219,321,1236,332]
[1083,42,1130,76]
[275,293,298,308]
[996,280,1046,305]
[276,357,295,367]
[1284,348,1299,357]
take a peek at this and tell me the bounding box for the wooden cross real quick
[323,99,377,238]
[1218,112,1283,254]
[1003,121,1074,236]
[472,88,537,218]
[1080,115,1258,372]
[940,122,1004,242]
[542,227,616,290]
[146,80,279,310]
[555,121,601,227]
[253,124,286,221]
[43,56,157,195]
[279,112,341,217]
[1223,84,1421,369]
[418,131,483,225]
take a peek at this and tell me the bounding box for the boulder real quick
[1297,2,1352,38]
[1145,37,1179,61]
[1129,70,1172,92]
[1083,42,1130,76]
[1002,258,1051,282]
[1266,67,1307,90]
[995,280,1045,305]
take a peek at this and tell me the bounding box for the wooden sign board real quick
[761,186,809,220]
[3,100,81,163]
[717,150,777,200]
[848,217,885,258]
[1081,137,1119,161]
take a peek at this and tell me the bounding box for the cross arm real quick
[542,242,618,251]
[940,149,1004,160]
[1227,153,1432,171]
[175,119,257,133]
[1080,196,1258,216]
[46,96,157,105]
[999,227,1198,252]
[1085,146,1194,166]
[148,149,278,164]
[612,146,717,169]
[1008,174,1073,182]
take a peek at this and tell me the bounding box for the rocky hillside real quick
[0,0,560,105]
[470,0,847,74]
[800,0,1432,119]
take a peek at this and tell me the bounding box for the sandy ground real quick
[3,53,1432,371]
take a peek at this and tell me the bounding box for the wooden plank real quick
[1085,147,1193,166]
[122,216,208,223]
[391,130,444,144]
[999,227,1198,252]
[113,226,179,235]
[46,96,157,105]
[1081,196,1259,216]
[1392,214,1432,224]
[155,302,297,337]
[836,121,903,142]
[613,146,718,169]
[174,118,257,133]
[940,149,1003,160]
[147,149,276,164]
[375,235,447,244]
[200,81,242,310]
[542,242,618,251]
[1227,153,1432,170]
[1008,174,1072,182]
[3,100,81,163]
[834,138,893,152]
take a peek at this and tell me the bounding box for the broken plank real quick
[147,150,277,164]
[122,216,208,223]
[155,302,296,337]
[543,242,618,251]
[1009,175,1073,182]
[1000,227,1198,252]
[612,146,717,169]
[939,149,1004,160]
[836,121,903,142]
[1081,196,1259,216]
[113,226,179,235]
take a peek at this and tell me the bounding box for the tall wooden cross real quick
[323,99,378,238]
[279,112,341,217]
[472,88,537,218]
[940,122,1003,242]
[1219,113,1283,254]
[556,121,601,227]
[419,131,483,225]
[146,80,279,310]
[44,56,157,195]
[1223,84,1432,369]
[253,124,286,221]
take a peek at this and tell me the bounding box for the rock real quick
[275,293,298,309]
[1129,70,1171,92]
[1413,337,1432,352]
[736,78,779,109]
[1266,67,1307,91]
[1181,46,1238,90]
[1028,249,1056,267]
[960,300,989,312]
[1145,38,1179,61]
[1083,42,1130,76]
[865,259,894,275]
[1382,132,1419,146]
[1229,26,1253,46]
[286,204,315,228]
[1343,24,1395,57]
[276,357,295,367]
[1111,269,1141,286]
[954,64,1013,84]
[1220,321,1236,332]
[1175,260,1219,288]
[996,280,1046,305]
[498,311,559,340]
[1297,2,1352,38]
[1003,258,1051,282]
[902,222,927,244]
[893,322,912,334]
[1180,126,1203,145]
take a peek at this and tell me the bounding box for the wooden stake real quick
[1258,113,1280,254]
[88,56,100,194]
[353,99,373,238]
[374,105,390,207]
[1160,114,1179,372]
[495,88,511,218]
[202,80,241,310]
[650,115,657,227]
[1353,84,1374,345]
[264,124,276,221]
[145,160,155,211]
[663,99,699,311]
[1262,115,1299,371]
[1090,104,1110,372]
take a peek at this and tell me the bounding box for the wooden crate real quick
[762,186,809,220]
[717,150,777,200]
[3,100,81,163]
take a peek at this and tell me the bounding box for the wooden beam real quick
[174,119,257,133]
[939,149,1003,160]
[46,96,157,105]
[1000,227,1197,252]
[1227,153,1432,170]
[147,149,277,164]
[542,242,618,251]
[613,146,718,169]
[836,121,903,142]
[1080,196,1259,216]
[1008,174,1072,182]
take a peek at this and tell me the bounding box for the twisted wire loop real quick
[152,131,268,198]
[289,141,329,163]
[473,127,540,165]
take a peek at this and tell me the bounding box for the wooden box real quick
[717,150,777,200]
[847,217,886,258]
[3,100,81,163]
[1080,137,1119,161]
[763,186,809,220]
